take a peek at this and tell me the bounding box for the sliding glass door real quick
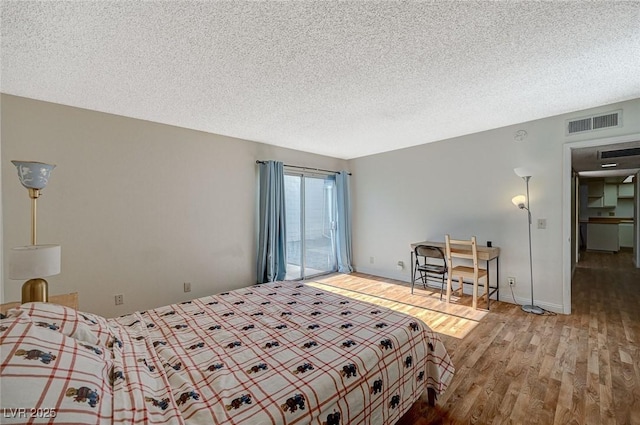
[284,173,337,280]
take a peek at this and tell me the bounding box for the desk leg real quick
[486,257,500,309]
[496,257,500,301]
[486,259,491,310]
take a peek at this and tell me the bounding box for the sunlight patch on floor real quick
[305,279,487,339]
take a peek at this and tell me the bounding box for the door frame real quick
[562,132,640,314]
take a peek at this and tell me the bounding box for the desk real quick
[410,241,500,308]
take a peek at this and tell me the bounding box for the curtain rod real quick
[255,160,352,175]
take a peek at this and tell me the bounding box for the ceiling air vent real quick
[566,110,622,136]
[568,118,591,134]
[599,147,640,159]
[593,112,619,129]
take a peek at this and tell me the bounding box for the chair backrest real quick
[414,245,447,270]
[415,245,445,260]
[445,234,479,272]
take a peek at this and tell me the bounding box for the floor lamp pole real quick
[522,176,543,315]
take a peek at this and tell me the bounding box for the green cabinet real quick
[619,223,634,248]
[618,183,634,198]
[587,181,617,208]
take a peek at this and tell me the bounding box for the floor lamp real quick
[512,167,544,315]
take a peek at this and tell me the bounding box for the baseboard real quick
[353,266,411,283]
[501,293,564,314]
[353,266,565,313]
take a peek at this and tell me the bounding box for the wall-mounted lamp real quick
[10,161,61,303]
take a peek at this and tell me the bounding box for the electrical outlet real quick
[369,256,374,264]
[184,282,191,292]
[537,218,547,229]
[396,260,404,270]
[114,294,124,305]
[507,277,516,287]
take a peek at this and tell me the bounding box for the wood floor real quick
[309,251,640,425]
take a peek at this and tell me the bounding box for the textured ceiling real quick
[2,1,640,160]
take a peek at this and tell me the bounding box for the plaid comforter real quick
[0,280,454,424]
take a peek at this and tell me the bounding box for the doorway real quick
[563,133,640,314]
[284,173,337,280]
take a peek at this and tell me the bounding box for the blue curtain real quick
[335,171,353,273]
[257,161,287,283]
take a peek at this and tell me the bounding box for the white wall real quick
[350,98,640,313]
[1,95,347,317]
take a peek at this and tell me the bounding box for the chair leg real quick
[458,277,463,297]
[472,279,478,309]
[440,275,445,300]
[446,275,453,303]
[411,263,417,294]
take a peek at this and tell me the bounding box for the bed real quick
[0,280,454,424]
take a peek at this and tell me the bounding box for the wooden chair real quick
[411,245,448,298]
[0,292,79,315]
[444,235,488,309]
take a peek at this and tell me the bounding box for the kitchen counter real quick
[587,217,634,224]
[586,222,620,252]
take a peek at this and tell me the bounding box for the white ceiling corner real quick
[2,1,640,160]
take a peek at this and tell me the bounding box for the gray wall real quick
[3,94,639,316]
[349,98,640,313]
[1,95,347,317]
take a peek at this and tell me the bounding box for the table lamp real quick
[10,160,61,303]
[9,245,61,303]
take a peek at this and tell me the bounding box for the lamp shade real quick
[512,195,526,208]
[9,245,61,280]
[513,167,533,178]
[11,161,56,190]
